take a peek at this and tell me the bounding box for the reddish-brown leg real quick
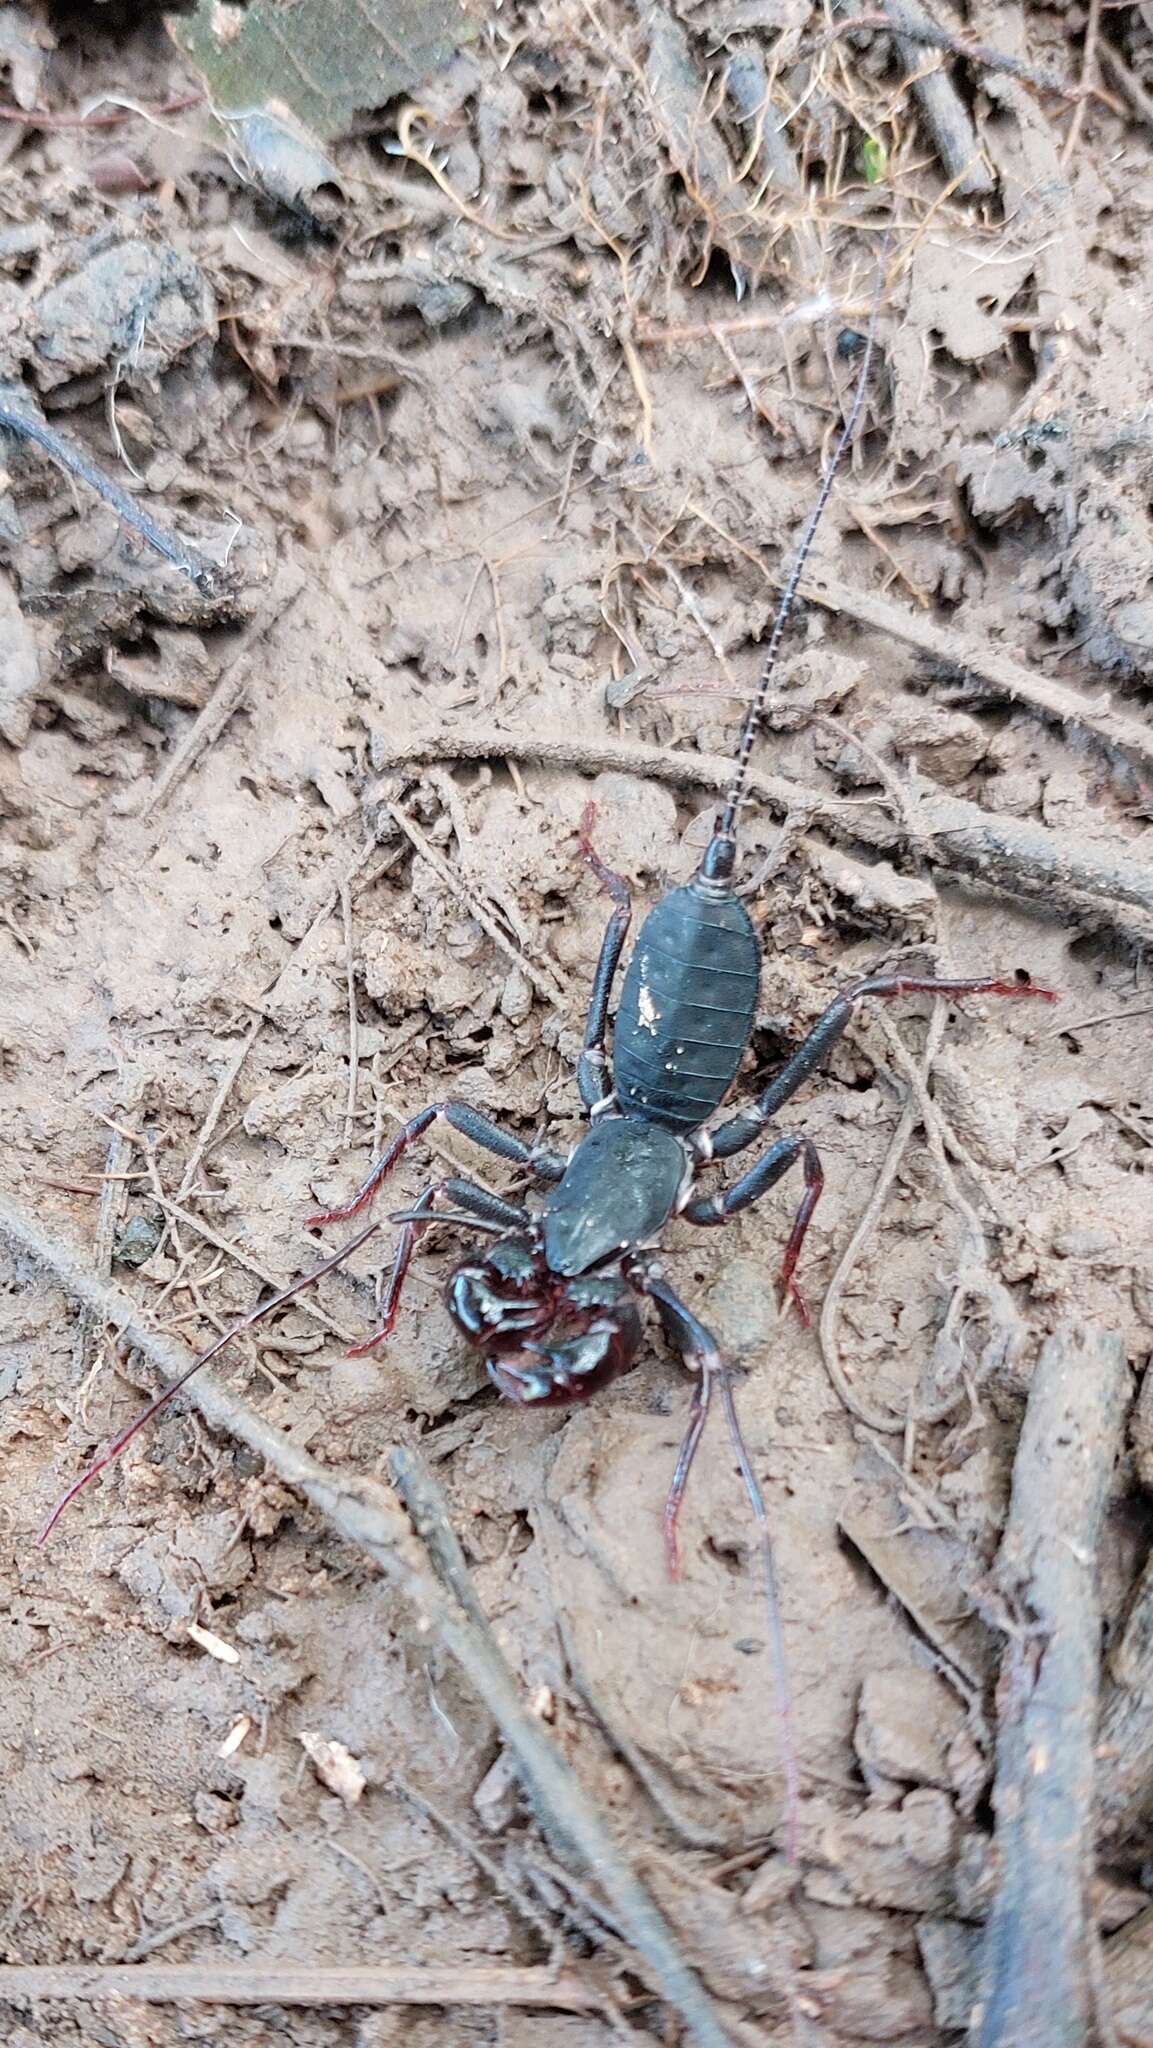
[691,972,1054,1309]
[663,1372,710,1580]
[348,1208,428,1356]
[708,973,1057,1164]
[348,1178,529,1356]
[304,1106,442,1226]
[305,1100,559,1230]
[639,1263,800,1863]
[684,1134,824,1323]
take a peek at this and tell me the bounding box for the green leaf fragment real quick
[861,136,887,185]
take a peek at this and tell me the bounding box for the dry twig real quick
[639,2,758,276]
[801,13,1117,107]
[883,0,995,194]
[373,729,1153,939]
[1060,0,1103,165]
[971,1323,1129,2048]
[0,1963,601,2011]
[174,1017,263,1205]
[0,390,216,591]
[387,801,570,1010]
[782,558,1153,779]
[145,567,307,813]
[152,1194,358,1347]
[0,89,202,129]
[71,1122,133,1389]
[1100,41,1153,134]
[340,881,359,1151]
[818,1007,947,1433]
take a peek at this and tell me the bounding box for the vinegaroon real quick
[40,283,1056,1853]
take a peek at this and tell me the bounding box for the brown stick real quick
[386,800,569,1010]
[640,2,758,272]
[722,47,801,194]
[1096,1549,1153,1843]
[1100,42,1153,136]
[969,1323,1129,2048]
[804,13,1117,107]
[371,729,1153,937]
[0,1963,599,2010]
[721,46,823,285]
[1059,0,1103,166]
[0,1197,737,2048]
[883,0,996,195]
[151,1192,358,1345]
[0,89,203,130]
[796,565,1153,778]
[144,566,306,813]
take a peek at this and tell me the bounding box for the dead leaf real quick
[168,0,480,142]
[298,1732,367,1804]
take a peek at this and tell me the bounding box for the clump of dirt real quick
[1,3,1153,2046]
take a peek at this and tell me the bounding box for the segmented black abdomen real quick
[612,880,761,1132]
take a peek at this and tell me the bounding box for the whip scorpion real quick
[40,279,1056,1853]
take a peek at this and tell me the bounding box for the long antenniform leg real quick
[638,1264,799,1864]
[575,801,632,1113]
[38,1221,381,1542]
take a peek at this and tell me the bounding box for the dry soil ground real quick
[1,3,1153,2046]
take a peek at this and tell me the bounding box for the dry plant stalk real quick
[372,729,1153,940]
[0,1962,602,2011]
[971,1322,1128,2048]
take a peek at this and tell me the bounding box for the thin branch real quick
[0,1963,600,2010]
[153,1193,359,1346]
[144,566,307,813]
[0,89,202,130]
[0,391,216,591]
[1100,42,1153,134]
[788,558,1153,780]
[387,801,571,1011]
[972,1322,1129,2048]
[883,0,995,194]
[372,728,1153,938]
[1060,0,1103,166]
[818,1008,947,1433]
[174,1016,263,1204]
[798,13,1116,107]
[340,881,360,1151]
